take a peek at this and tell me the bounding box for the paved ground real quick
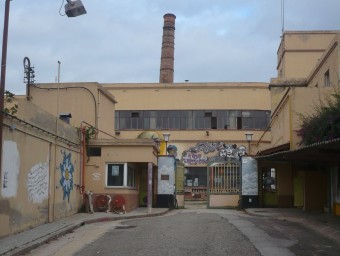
[0,208,169,256]
[246,208,340,246]
[0,207,340,256]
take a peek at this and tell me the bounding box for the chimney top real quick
[159,13,176,83]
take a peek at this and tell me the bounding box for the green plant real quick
[4,90,18,116]
[297,92,340,146]
[84,126,96,144]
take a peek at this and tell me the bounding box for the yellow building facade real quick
[257,31,340,215]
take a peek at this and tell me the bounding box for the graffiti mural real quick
[27,162,49,203]
[1,141,20,198]
[182,142,247,166]
[58,151,76,202]
[182,152,208,165]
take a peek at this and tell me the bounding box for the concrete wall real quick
[270,32,340,150]
[277,31,337,79]
[105,82,271,158]
[208,194,239,208]
[105,82,270,110]
[0,100,81,238]
[30,83,116,137]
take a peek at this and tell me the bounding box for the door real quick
[261,167,278,207]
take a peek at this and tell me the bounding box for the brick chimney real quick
[159,13,176,83]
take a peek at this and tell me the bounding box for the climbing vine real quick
[82,126,97,162]
[84,126,96,144]
[4,90,18,116]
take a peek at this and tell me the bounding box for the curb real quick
[1,209,170,256]
[2,223,84,256]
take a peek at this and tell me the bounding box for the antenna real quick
[281,0,285,35]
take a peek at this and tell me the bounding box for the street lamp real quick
[162,132,170,155]
[0,0,87,173]
[245,132,253,155]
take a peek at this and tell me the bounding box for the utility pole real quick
[0,0,11,174]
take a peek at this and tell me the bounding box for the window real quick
[262,168,276,192]
[107,163,124,186]
[106,163,136,188]
[87,147,101,157]
[131,112,139,117]
[115,109,271,131]
[324,70,330,87]
[127,165,136,187]
[237,117,242,130]
[169,111,181,129]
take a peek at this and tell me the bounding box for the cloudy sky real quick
[2,0,340,94]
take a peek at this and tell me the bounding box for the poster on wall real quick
[111,166,120,176]
[1,141,20,198]
[158,156,175,195]
[241,157,258,196]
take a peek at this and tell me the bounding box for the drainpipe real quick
[79,123,86,195]
[147,162,153,213]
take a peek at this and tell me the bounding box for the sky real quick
[1,0,340,95]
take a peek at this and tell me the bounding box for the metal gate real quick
[208,160,241,194]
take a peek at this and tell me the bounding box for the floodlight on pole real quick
[65,0,87,17]
[0,0,87,174]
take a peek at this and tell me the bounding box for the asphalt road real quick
[24,209,340,256]
[77,211,260,256]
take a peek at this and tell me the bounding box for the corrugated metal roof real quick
[256,138,340,162]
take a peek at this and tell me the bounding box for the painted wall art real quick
[58,150,76,202]
[181,142,247,166]
[27,162,49,203]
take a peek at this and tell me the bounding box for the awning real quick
[256,138,340,163]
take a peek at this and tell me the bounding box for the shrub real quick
[297,92,340,145]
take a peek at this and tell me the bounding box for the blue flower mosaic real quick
[59,151,75,202]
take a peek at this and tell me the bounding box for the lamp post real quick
[162,132,170,155]
[0,0,87,173]
[245,132,253,155]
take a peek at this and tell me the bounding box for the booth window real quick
[106,163,136,188]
